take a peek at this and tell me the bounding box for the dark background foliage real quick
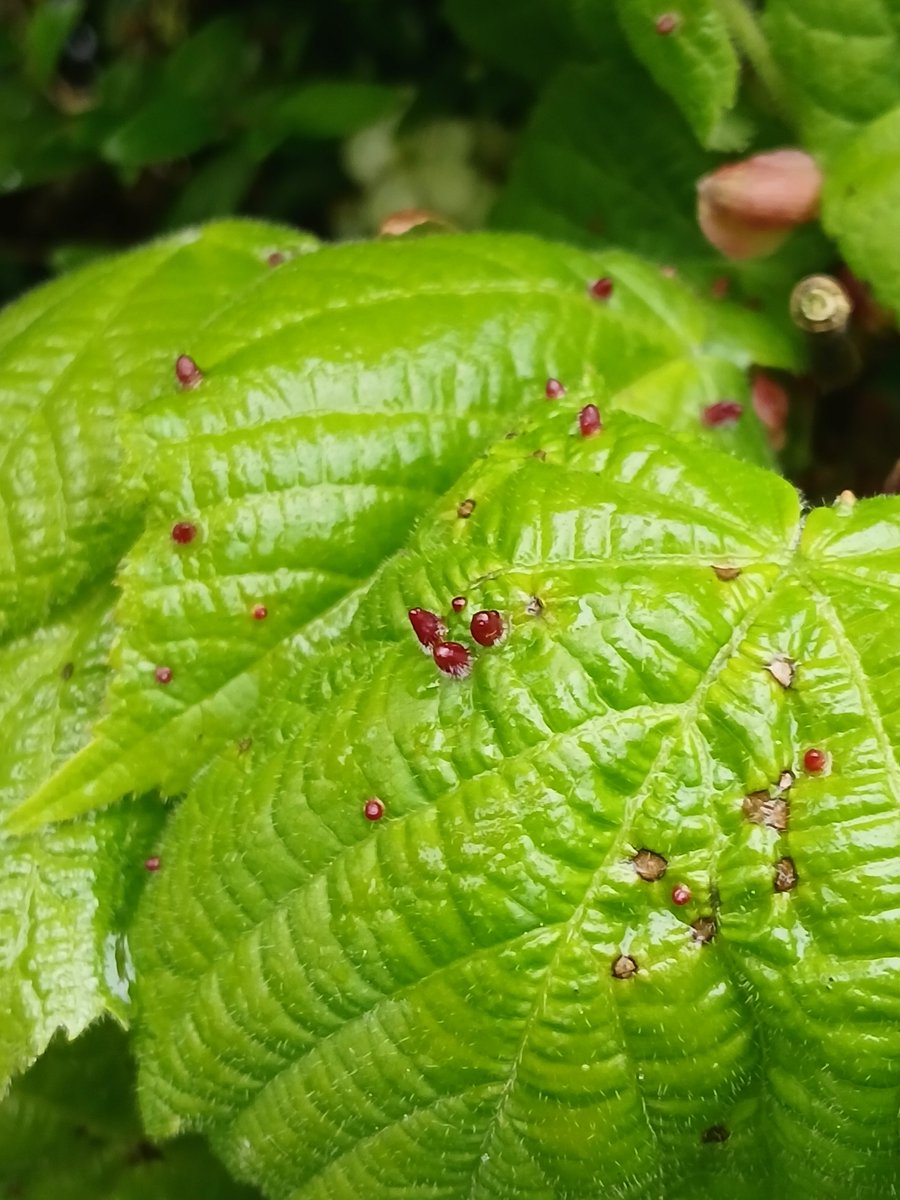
[0,0,525,303]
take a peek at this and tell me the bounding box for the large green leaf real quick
[763,0,900,155]
[133,409,900,1199]
[0,1021,259,1198]
[6,236,797,831]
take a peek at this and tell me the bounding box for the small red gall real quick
[451,596,467,613]
[710,276,730,299]
[803,747,828,773]
[171,521,197,545]
[364,797,385,821]
[154,666,173,685]
[589,276,614,301]
[408,607,446,648]
[660,264,678,278]
[655,12,680,34]
[470,609,504,647]
[175,354,203,389]
[252,604,268,621]
[579,404,602,437]
[672,883,692,906]
[702,400,743,427]
[144,856,161,872]
[267,251,286,267]
[433,641,472,678]
[545,377,567,399]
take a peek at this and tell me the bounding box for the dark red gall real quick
[154,666,173,685]
[433,641,472,678]
[702,400,743,427]
[470,610,504,647]
[175,354,203,389]
[803,747,828,773]
[672,883,692,906]
[364,797,385,821]
[589,277,614,300]
[267,251,286,267]
[171,522,197,545]
[144,856,161,872]
[252,604,268,621]
[408,608,446,648]
[655,12,680,34]
[451,596,467,612]
[545,377,567,399]
[579,404,602,437]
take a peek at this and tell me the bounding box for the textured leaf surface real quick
[0,218,317,640]
[0,585,166,1089]
[821,104,900,315]
[442,0,589,80]
[0,1022,259,1198]
[764,0,900,154]
[614,0,739,145]
[0,219,314,1089]
[8,235,792,830]
[133,410,900,1199]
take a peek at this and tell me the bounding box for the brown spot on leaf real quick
[531,449,547,461]
[612,954,638,979]
[742,790,788,831]
[691,916,717,943]
[766,656,795,688]
[457,498,476,519]
[632,849,668,881]
[237,737,253,754]
[526,596,544,616]
[60,661,74,680]
[701,1125,730,1144]
[712,565,741,581]
[777,770,794,791]
[774,856,798,892]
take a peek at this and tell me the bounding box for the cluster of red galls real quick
[408,601,505,680]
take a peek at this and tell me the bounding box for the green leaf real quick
[23,0,84,87]
[443,0,590,80]
[0,584,166,1089]
[763,0,900,155]
[132,410,900,1198]
[821,103,900,315]
[492,58,830,320]
[614,0,740,145]
[6,234,795,831]
[275,82,403,139]
[0,1022,260,1198]
[0,218,318,641]
[492,63,718,267]
[0,220,315,1087]
[102,92,220,171]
